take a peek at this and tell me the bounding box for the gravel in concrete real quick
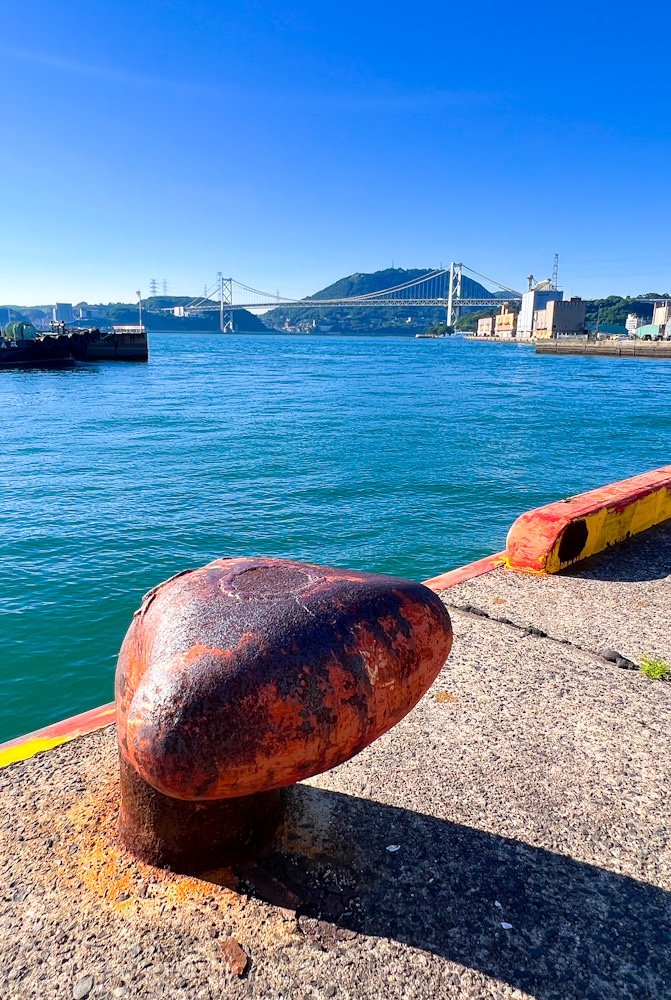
[446,521,671,666]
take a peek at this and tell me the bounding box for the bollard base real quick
[118,757,282,873]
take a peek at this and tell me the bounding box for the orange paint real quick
[0,703,116,769]
[423,552,506,591]
[504,465,671,573]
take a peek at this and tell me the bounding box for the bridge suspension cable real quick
[183,264,523,331]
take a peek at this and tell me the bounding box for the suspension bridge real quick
[183,263,523,332]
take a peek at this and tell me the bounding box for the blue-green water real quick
[2,333,670,742]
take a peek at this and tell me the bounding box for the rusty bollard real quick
[115,557,452,872]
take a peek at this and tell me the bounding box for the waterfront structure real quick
[494,304,517,339]
[52,302,74,322]
[515,282,563,340]
[537,339,671,356]
[0,325,149,367]
[626,312,645,336]
[477,316,494,336]
[534,297,586,339]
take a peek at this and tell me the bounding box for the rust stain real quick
[23,766,301,962]
[435,691,458,704]
[64,776,240,915]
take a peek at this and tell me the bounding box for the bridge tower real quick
[219,276,234,333]
[446,262,463,327]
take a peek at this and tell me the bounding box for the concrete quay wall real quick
[536,339,671,357]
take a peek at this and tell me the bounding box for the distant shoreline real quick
[150,328,436,338]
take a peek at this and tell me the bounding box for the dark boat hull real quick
[0,329,148,369]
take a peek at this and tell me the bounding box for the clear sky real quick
[2,0,670,304]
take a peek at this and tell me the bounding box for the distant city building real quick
[625,313,645,336]
[534,298,586,339]
[516,284,563,340]
[477,316,494,337]
[53,303,74,323]
[494,304,517,339]
[652,301,670,328]
[172,306,186,317]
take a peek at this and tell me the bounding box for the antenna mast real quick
[551,253,559,290]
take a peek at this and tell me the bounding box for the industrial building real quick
[626,313,646,336]
[534,297,587,339]
[494,304,517,338]
[515,280,563,340]
[633,301,671,340]
[653,301,670,328]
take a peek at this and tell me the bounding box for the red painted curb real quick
[505,465,671,573]
[0,703,115,767]
[422,552,506,591]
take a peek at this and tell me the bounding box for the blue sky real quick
[1,0,670,303]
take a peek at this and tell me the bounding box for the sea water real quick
[2,333,670,741]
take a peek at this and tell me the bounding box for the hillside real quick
[263,267,500,336]
[0,300,266,333]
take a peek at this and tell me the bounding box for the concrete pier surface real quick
[2,515,671,997]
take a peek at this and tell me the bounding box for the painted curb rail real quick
[116,556,453,869]
[0,702,115,769]
[504,465,671,573]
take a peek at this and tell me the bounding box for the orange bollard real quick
[116,557,452,871]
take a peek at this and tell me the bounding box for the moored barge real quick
[0,320,148,368]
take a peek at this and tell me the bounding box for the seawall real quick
[536,340,671,357]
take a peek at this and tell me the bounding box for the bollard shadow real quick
[561,521,671,583]
[221,785,671,1000]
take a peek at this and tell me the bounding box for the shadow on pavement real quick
[220,785,671,1000]
[562,521,671,583]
